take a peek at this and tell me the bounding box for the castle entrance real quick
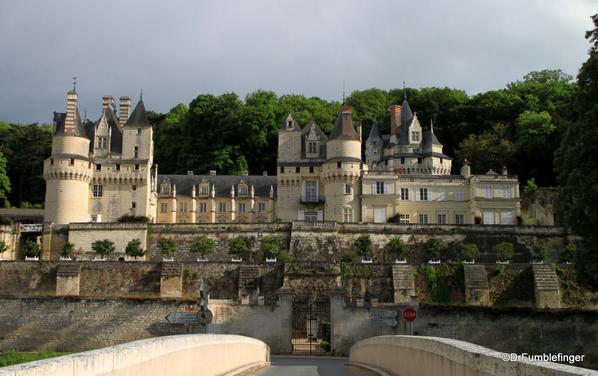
[291,297,330,356]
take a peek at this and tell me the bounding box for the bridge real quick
[1,335,594,376]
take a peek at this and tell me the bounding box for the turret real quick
[326,107,361,161]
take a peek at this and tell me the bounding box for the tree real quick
[531,243,547,262]
[189,236,217,259]
[59,242,75,259]
[422,238,443,260]
[228,237,250,259]
[156,238,177,257]
[0,152,10,208]
[125,239,146,259]
[23,240,40,258]
[0,240,7,257]
[354,235,373,259]
[455,124,517,174]
[523,178,538,194]
[554,13,598,288]
[461,243,481,261]
[92,239,115,258]
[386,237,409,260]
[559,244,577,263]
[260,235,292,261]
[494,242,514,261]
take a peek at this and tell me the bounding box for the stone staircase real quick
[463,265,489,305]
[532,264,560,308]
[239,265,260,288]
[392,264,415,303]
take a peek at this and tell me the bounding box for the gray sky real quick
[0,0,595,124]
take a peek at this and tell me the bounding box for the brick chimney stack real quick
[64,91,78,133]
[390,105,401,136]
[119,96,131,126]
[102,96,115,112]
[341,107,353,136]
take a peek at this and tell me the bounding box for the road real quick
[252,357,380,376]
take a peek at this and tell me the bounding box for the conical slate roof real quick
[329,112,359,140]
[399,98,415,145]
[423,121,441,145]
[366,121,382,141]
[124,100,151,127]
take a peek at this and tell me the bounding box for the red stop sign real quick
[403,307,417,322]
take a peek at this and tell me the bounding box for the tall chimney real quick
[102,96,115,112]
[341,107,353,136]
[389,105,401,136]
[119,96,131,126]
[461,158,471,178]
[64,91,78,134]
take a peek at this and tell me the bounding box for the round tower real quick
[43,91,92,224]
[323,107,362,222]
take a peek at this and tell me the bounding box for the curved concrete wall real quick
[0,334,269,376]
[349,335,596,376]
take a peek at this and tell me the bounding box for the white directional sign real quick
[372,318,398,327]
[166,312,200,324]
[371,309,397,319]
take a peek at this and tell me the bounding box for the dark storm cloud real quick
[0,0,594,124]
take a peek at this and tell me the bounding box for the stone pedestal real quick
[160,263,182,298]
[464,265,490,306]
[392,264,415,303]
[277,285,293,353]
[56,263,81,296]
[532,264,561,309]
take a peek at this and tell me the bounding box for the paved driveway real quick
[252,357,379,376]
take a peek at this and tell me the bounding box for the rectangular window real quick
[437,188,446,201]
[309,166,314,173]
[69,158,74,166]
[239,203,246,213]
[131,201,137,209]
[417,157,422,164]
[219,202,226,213]
[199,202,207,213]
[455,214,465,225]
[96,164,101,171]
[280,167,285,173]
[296,166,300,173]
[455,188,464,201]
[483,211,495,224]
[50,158,54,165]
[502,185,512,199]
[400,188,409,200]
[400,157,405,164]
[337,161,342,168]
[135,164,140,171]
[160,203,168,213]
[419,188,428,201]
[131,185,137,191]
[501,211,513,225]
[411,131,420,142]
[116,164,120,171]
[305,181,317,202]
[97,137,107,149]
[305,211,318,222]
[137,128,142,135]
[437,214,447,224]
[343,207,353,223]
[92,185,103,198]
[308,142,317,153]
[179,203,187,213]
[375,181,385,195]
[345,184,351,194]
[258,203,266,213]
[419,214,429,224]
[484,185,493,198]
[134,146,139,158]
[399,214,410,224]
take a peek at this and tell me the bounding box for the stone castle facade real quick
[44,91,520,225]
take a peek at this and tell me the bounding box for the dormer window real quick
[308,142,317,154]
[199,178,210,195]
[288,120,292,128]
[411,131,420,142]
[160,180,171,195]
[238,180,248,195]
[97,137,107,149]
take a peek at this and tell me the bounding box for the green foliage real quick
[23,240,41,258]
[182,268,196,280]
[0,216,10,225]
[422,238,443,260]
[189,236,217,258]
[523,178,538,194]
[0,240,7,254]
[321,321,331,343]
[494,242,514,261]
[385,237,408,259]
[319,341,331,352]
[0,151,11,207]
[228,237,250,259]
[59,242,75,258]
[116,215,149,223]
[495,264,506,275]
[91,239,115,257]
[354,235,373,258]
[0,350,73,367]
[455,123,517,174]
[461,243,481,261]
[125,239,145,259]
[531,243,547,261]
[341,251,358,263]
[559,244,576,263]
[515,111,555,154]
[260,235,282,259]
[156,238,177,256]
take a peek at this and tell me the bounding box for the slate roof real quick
[158,174,277,198]
[423,121,441,146]
[366,122,382,141]
[398,99,414,145]
[124,100,151,127]
[53,111,88,138]
[329,113,360,141]
[301,119,328,159]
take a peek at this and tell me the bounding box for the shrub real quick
[354,235,373,258]
[228,237,250,259]
[277,250,293,262]
[116,215,149,223]
[495,264,505,275]
[125,239,145,259]
[260,235,283,259]
[461,243,480,261]
[0,240,7,255]
[341,251,358,263]
[156,238,177,257]
[386,237,408,259]
[523,178,538,194]
[92,239,115,257]
[494,241,514,261]
[59,242,75,258]
[0,216,11,225]
[23,240,41,258]
[190,236,217,259]
[422,238,443,260]
[559,244,576,263]
[531,243,547,261]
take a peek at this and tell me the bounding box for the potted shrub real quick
[341,251,358,263]
[354,234,373,263]
[494,241,514,263]
[125,239,146,260]
[386,237,409,263]
[91,239,115,261]
[423,238,442,263]
[559,244,576,264]
[530,243,547,263]
[0,240,7,260]
[156,238,177,261]
[190,236,216,262]
[24,240,41,260]
[461,243,480,263]
[59,241,75,261]
[260,235,283,262]
[228,237,250,262]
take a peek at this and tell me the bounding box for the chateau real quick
[43,91,520,225]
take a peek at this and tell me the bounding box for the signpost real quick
[166,312,201,324]
[371,308,398,327]
[166,278,213,333]
[402,307,417,322]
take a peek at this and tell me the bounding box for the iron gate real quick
[291,300,330,355]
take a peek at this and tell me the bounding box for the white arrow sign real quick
[165,312,200,324]
[371,318,398,327]
[371,309,397,319]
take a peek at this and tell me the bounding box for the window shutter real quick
[315,181,319,200]
[372,183,376,195]
[385,182,391,195]
[416,189,420,201]
[301,181,306,201]
[298,210,305,220]
[317,210,323,221]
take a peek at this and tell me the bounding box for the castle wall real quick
[44,178,91,224]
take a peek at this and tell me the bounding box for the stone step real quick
[532,264,559,291]
[57,263,81,277]
[464,265,489,289]
[239,265,260,287]
[392,265,414,290]
[161,263,182,277]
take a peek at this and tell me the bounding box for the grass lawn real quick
[0,350,72,367]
